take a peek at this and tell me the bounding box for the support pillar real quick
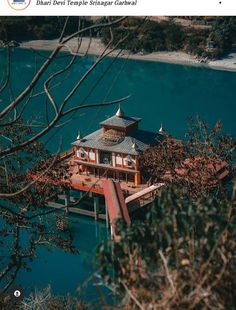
[79,191,83,199]
[105,200,109,229]
[135,172,141,185]
[94,196,100,221]
[64,188,70,213]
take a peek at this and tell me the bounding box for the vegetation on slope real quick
[100,17,236,58]
[1,16,236,58]
[95,119,236,309]
[96,185,236,309]
[0,17,93,42]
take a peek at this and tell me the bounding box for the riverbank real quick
[20,38,236,72]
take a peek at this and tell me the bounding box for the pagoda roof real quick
[72,128,164,155]
[100,115,141,129]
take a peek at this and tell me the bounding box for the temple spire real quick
[116,104,124,117]
[77,131,82,140]
[132,139,138,150]
[159,123,165,133]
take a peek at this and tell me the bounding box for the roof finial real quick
[77,131,82,140]
[116,104,124,117]
[132,139,138,149]
[159,123,165,133]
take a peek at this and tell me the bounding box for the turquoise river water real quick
[0,48,236,299]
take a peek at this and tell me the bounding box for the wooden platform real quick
[27,147,169,230]
[46,201,106,220]
[46,182,164,222]
[125,183,165,212]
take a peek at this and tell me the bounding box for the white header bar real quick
[0,0,235,16]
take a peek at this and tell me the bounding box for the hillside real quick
[1,16,236,59]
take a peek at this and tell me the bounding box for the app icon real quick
[10,285,24,302]
[7,0,31,10]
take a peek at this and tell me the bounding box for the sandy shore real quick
[20,38,236,72]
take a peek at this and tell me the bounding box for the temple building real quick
[71,107,164,185]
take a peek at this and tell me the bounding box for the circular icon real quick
[7,0,31,11]
[10,285,24,302]
[14,290,21,297]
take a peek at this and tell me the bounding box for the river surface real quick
[0,48,236,298]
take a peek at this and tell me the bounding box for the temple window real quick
[99,151,112,165]
[116,153,122,165]
[124,155,133,167]
[89,149,95,161]
[77,147,86,159]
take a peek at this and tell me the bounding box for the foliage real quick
[184,29,209,56]
[96,185,236,309]
[140,118,236,199]
[0,119,78,292]
[1,16,236,59]
[140,135,186,183]
[0,16,127,293]
[209,17,236,57]
[96,118,236,309]
[100,17,236,59]
[0,17,93,42]
[0,117,71,211]
[100,18,186,53]
[0,285,87,310]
